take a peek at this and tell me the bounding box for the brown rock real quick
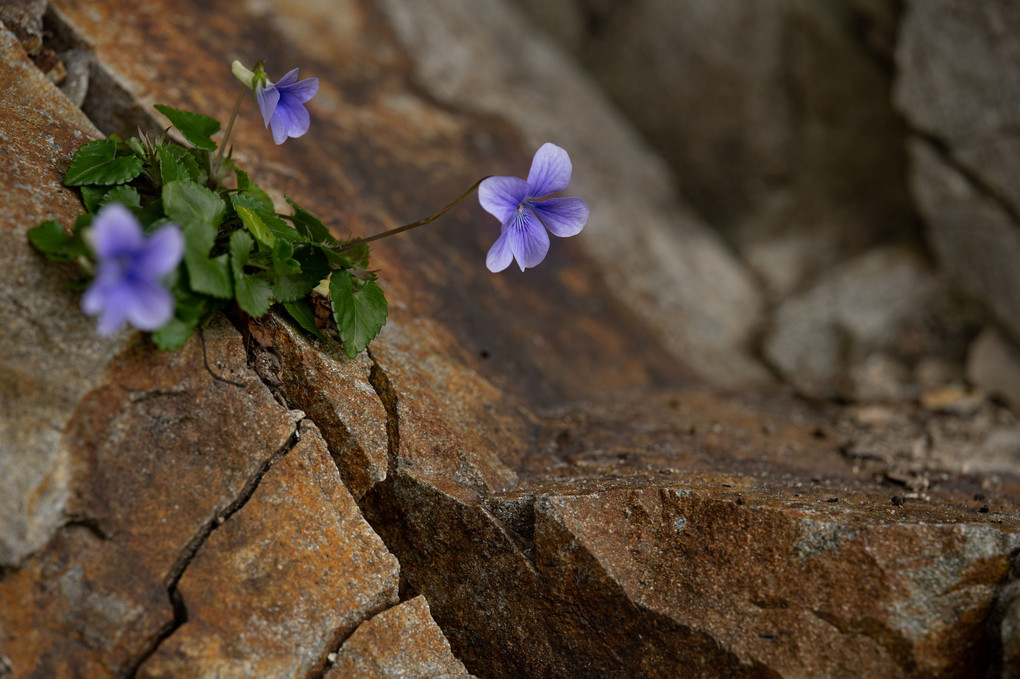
[374,0,769,388]
[138,422,400,678]
[260,313,390,500]
[325,595,471,679]
[365,389,1020,677]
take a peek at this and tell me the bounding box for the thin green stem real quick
[212,87,246,184]
[336,176,490,252]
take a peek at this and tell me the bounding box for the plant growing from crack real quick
[28,60,589,357]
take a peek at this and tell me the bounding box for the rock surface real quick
[325,596,472,678]
[896,0,1020,348]
[0,23,111,567]
[762,247,938,400]
[0,1,1018,679]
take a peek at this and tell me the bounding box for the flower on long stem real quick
[81,203,183,336]
[232,60,319,144]
[479,143,589,272]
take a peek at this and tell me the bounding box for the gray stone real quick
[510,0,917,298]
[763,247,938,399]
[909,140,1020,348]
[896,0,1020,348]
[968,326,1020,415]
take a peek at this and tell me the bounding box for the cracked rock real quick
[138,422,400,678]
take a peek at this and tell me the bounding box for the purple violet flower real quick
[479,143,589,272]
[255,68,320,145]
[81,203,184,337]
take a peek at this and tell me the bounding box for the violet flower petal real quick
[91,203,144,257]
[506,209,550,271]
[87,279,132,337]
[276,68,300,87]
[478,175,529,222]
[531,197,589,238]
[274,97,312,139]
[485,230,515,273]
[281,77,319,103]
[526,143,572,198]
[125,278,176,331]
[256,85,281,129]
[81,203,183,337]
[136,224,185,276]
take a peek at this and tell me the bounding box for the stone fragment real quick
[364,387,1020,678]
[326,596,471,679]
[0,0,46,54]
[763,246,938,400]
[138,422,400,678]
[0,22,110,567]
[967,327,1020,416]
[259,312,390,499]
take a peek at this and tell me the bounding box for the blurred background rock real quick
[508,0,1020,412]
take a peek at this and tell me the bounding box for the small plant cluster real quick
[28,61,589,357]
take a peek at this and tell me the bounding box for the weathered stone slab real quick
[138,422,400,678]
[0,21,108,567]
[326,595,471,678]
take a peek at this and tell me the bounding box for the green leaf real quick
[136,198,166,228]
[330,271,388,358]
[234,169,274,212]
[152,317,197,350]
[187,253,232,298]
[28,220,90,261]
[79,185,108,213]
[186,148,210,185]
[230,231,273,317]
[98,185,141,211]
[126,136,147,159]
[232,193,303,248]
[285,197,337,245]
[271,239,301,277]
[64,138,144,186]
[154,104,220,151]
[163,180,225,231]
[163,181,230,297]
[157,145,190,184]
[282,299,327,341]
[28,221,72,260]
[232,197,275,248]
[273,246,329,303]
